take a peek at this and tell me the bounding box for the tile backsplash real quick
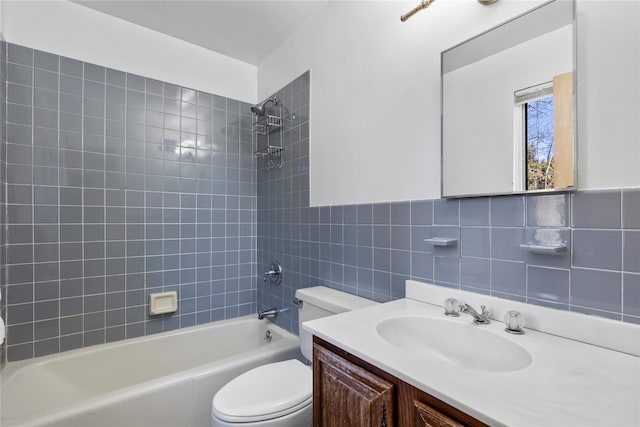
[260,188,639,334]
[3,43,257,361]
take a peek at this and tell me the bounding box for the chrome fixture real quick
[251,97,282,134]
[264,330,272,342]
[459,303,491,324]
[251,97,278,116]
[444,298,460,317]
[252,97,284,170]
[293,297,303,308]
[258,307,289,320]
[401,0,498,22]
[263,260,283,285]
[258,308,278,320]
[255,144,284,170]
[504,310,525,334]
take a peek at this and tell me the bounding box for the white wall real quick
[0,0,5,39]
[576,0,640,189]
[258,0,640,205]
[4,1,257,103]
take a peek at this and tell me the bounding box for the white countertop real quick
[303,291,640,426]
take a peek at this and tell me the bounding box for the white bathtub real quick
[0,316,301,427]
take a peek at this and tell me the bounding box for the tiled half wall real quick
[1,39,8,367]
[3,43,257,361]
[260,189,639,335]
[256,73,639,334]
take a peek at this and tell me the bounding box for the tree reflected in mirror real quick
[526,95,555,190]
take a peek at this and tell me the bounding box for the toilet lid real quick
[212,359,312,423]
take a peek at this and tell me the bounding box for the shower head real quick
[251,97,278,116]
[250,104,266,116]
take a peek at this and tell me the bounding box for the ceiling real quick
[72,0,329,66]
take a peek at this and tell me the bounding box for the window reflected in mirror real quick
[515,71,573,192]
[526,93,555,190]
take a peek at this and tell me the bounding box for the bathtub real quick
[0,316,301,427]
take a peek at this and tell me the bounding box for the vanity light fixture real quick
[401,0,498,22]
[400,0,435,22]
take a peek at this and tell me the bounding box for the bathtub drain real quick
[264,330,272,342]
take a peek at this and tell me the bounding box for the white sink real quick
[376,315,532,372]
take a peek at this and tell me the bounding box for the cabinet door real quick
[314,343,394,427]
[414,400,464,427]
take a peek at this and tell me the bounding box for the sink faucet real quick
[459,303,491,324]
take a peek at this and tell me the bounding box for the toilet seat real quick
[212,359,312,423]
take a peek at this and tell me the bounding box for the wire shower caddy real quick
[253,99,284,170]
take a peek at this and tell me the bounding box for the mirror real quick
[441,0,575,198]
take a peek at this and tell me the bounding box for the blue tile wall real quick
[1,39,7,367]
[2,46,638,364]
[256,72,310,333]
[260,187,639,334]
[2,43,257,362]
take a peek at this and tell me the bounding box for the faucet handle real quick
[263,260,283,286]
[444,298,460,317]
[504,310,525,334]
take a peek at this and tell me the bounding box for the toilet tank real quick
[295,286,378,361]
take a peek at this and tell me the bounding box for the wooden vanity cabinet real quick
[314,342,394,426]
[313,337,487,427]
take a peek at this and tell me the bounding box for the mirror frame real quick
[440,0,577,199]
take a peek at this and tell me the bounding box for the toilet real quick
[211,286,378,427]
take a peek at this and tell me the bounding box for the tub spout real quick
[258,308,278,320]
